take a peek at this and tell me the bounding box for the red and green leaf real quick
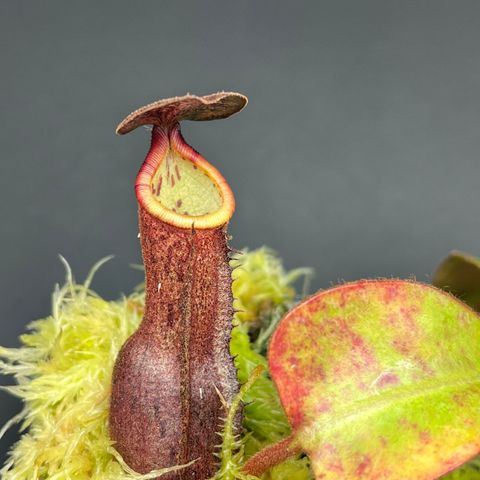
[262,280,480,479]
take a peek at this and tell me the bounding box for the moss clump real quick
[231,247,311,325]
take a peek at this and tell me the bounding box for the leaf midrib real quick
[300,372,480,439]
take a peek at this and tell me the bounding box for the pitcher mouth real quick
[135,124,235,229]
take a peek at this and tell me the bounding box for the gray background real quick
[1,0,479,461]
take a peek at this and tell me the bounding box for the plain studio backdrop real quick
[0,0,479,461]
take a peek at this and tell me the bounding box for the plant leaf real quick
[433,250,480,311]
[268,280,480,479]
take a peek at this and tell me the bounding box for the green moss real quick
[231,247,311,326]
